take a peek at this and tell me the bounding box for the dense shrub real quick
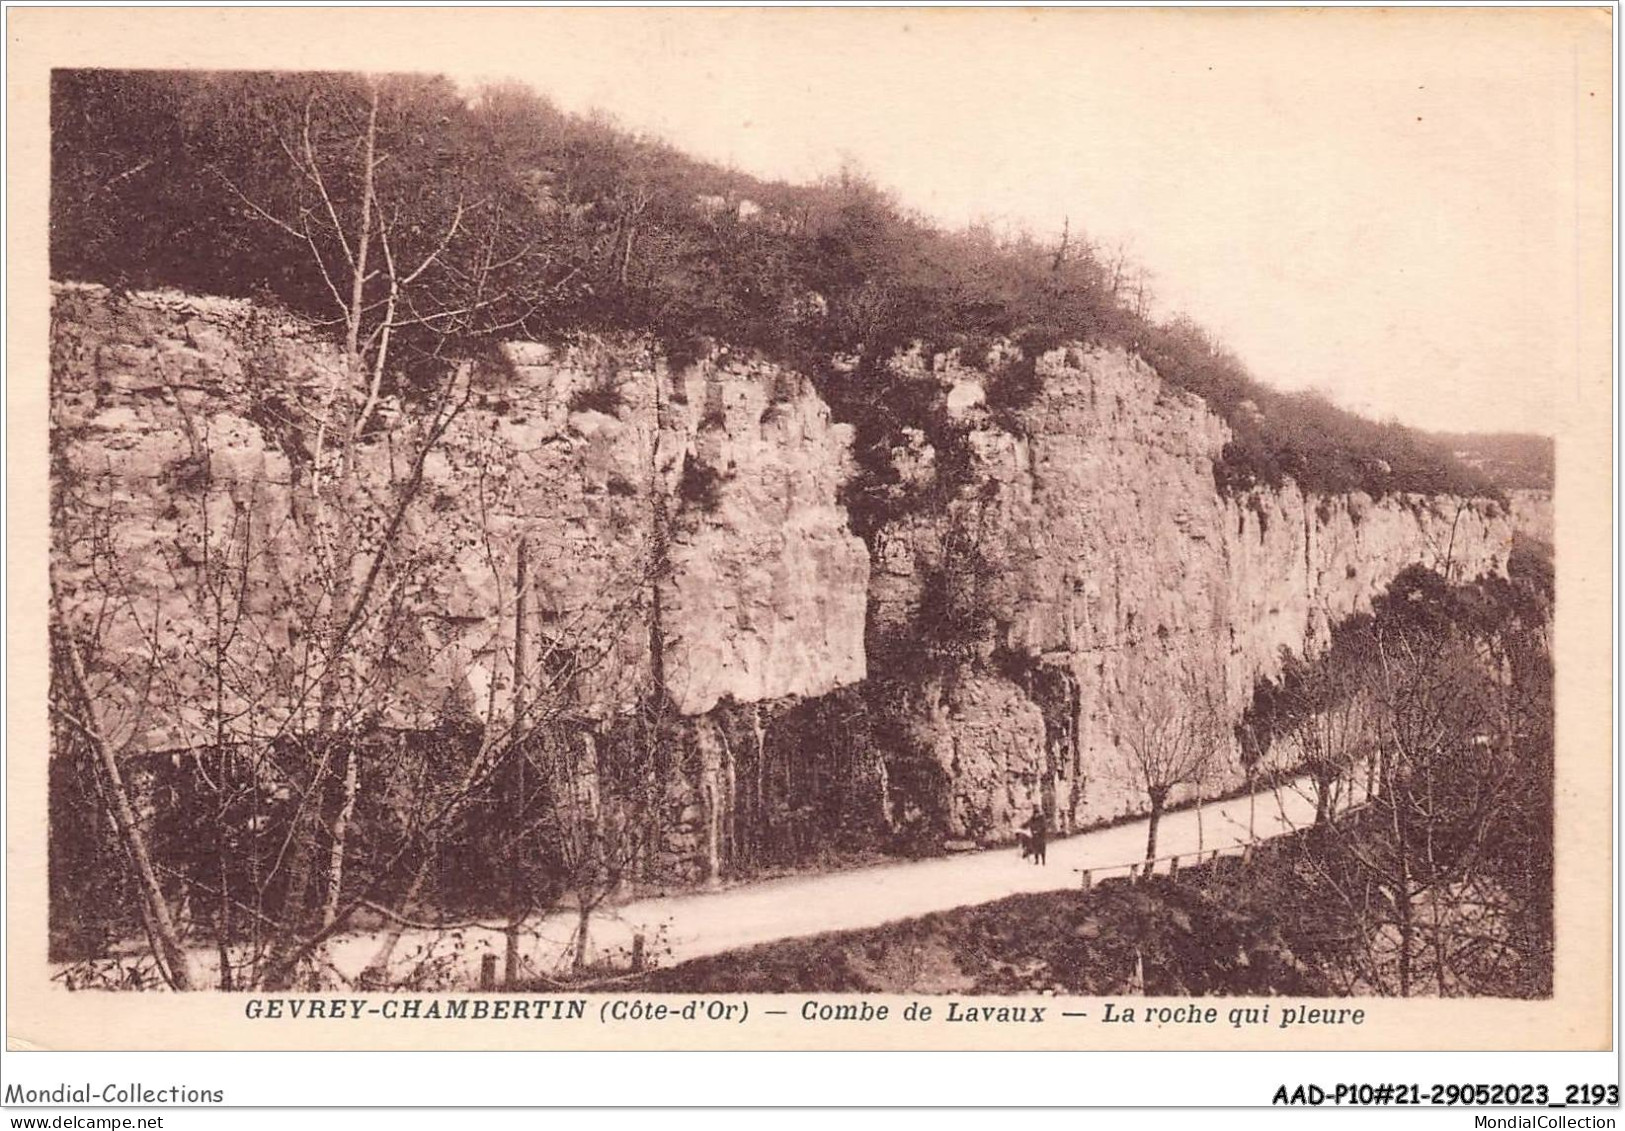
[677,453,725,511]
[568,380,624,416]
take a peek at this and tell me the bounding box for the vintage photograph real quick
[11,7,1609,1055]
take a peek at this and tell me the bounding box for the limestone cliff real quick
[49,284,873,881]
[1507,488,1555,543]
[51,283,866,735]
[49,283,1519,876]
[871,346,1515,837]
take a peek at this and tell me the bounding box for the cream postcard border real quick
[4,5,1613,1053]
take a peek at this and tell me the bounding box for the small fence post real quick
[1079,869,1092,892]
[1168,855,1180,881]
[631,932,647,972]
[1242,843,1256,868]
[479,953,499,991]
[1128,862,1140,883]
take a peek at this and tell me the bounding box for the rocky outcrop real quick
[659,363,868,716]
[49,284,870,881]
[51,284,867,739]
[1507,488,1555,543]
[49,283,1518,875]
[872,346,1515,837]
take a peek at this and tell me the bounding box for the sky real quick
[431,7,1607,437]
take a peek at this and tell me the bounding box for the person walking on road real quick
[1019,811,1048,865]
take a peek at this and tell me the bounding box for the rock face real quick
[49,284,1518,876]
[1507,488,1555,543]
[659,363,868,716]
[51,284,866,729]
[49,284,870,881]
[872,346,1514,837]
[453,337,869,722]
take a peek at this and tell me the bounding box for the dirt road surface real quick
[319,775,1334,989]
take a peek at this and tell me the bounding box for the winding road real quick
[318,773,1340,988]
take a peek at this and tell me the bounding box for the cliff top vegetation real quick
[52,69,1512,503]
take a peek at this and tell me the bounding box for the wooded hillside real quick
[53,69,1515,505]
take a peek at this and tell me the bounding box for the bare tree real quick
[344,397,666,988]
[1274,567,1547,997]
[193,74,567,988]
[1250,633,1375,828]
[49,625,197,990]
[48,73,578,991]
[1117,666,1220,874]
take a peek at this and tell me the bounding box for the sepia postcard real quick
[4,5,1613,1055]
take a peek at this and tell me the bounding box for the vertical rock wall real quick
[872,346,1517,838]
[49,284,1520,875]
[49,284,871,884]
